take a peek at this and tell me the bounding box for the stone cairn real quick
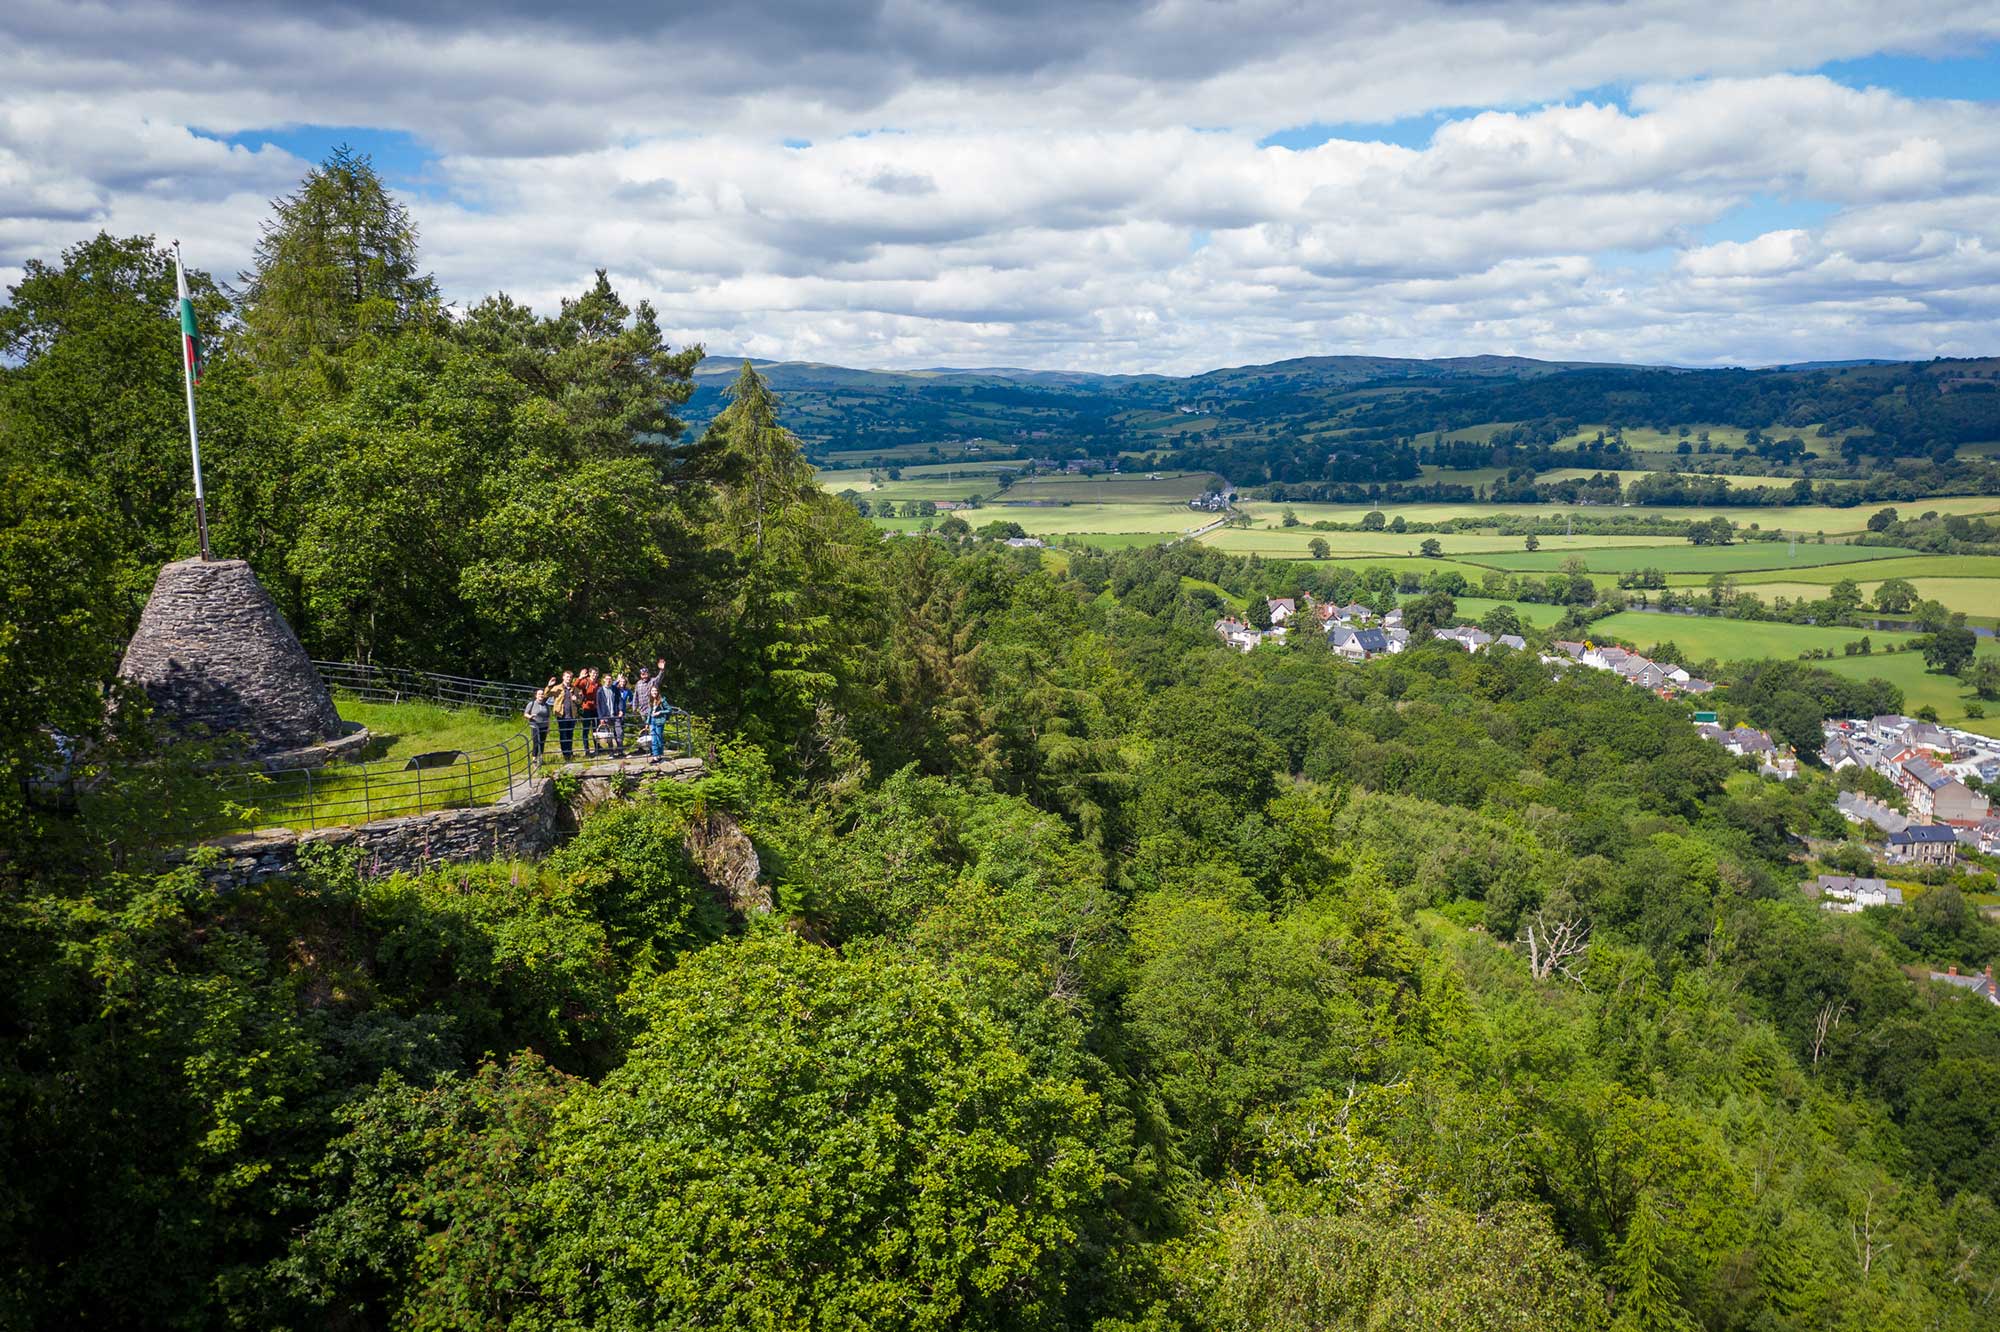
[118,557,344,758]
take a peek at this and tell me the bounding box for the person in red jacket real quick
[577,668,600,757]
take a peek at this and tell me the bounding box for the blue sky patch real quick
[1817,47,1999,102]
[208,125,448,198]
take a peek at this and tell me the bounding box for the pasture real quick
[1666,554,2000,587]
[1723,577,2000,621]
[1199,528,1678,559]
[1475,543,1920,576]
[1236,496,2000,533]
[1585,612,1922,668]
[1532,467,1822,490]
[1444,597,1572,628]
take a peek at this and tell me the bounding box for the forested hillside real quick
[9,151,2000,1331]
[688,351,2000,487]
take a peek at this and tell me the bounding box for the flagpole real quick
[174,240,213,561]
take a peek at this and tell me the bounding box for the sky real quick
[2,1,1998,374]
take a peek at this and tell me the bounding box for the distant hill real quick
[682,353,2000,491]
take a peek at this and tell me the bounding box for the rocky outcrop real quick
[119,558,342,756]
[684,810,770,916]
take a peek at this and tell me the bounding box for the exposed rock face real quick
[119,558,342,755]
[684,810,771,916]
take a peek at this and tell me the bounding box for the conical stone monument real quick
[119,557,345,758]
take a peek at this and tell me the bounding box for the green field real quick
[1236,496,2000,533]
[1581,610,2000,737]
[1721,577,2000,621]
[1476,543,1919,575]
[1668,554,2000,587]
[1303,556,1495,579]
[1587,612,1920,663]
[998,471,1218,504]
[1444,597,1572,628]
[1809,640,2000,738]
[1054,532,1183,550]
[1200,528,1675,558]
[1533,467,1824,489]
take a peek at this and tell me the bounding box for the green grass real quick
[1199,528,1674,559]
[1180,576,1246,611]
[334,697,524,761]
[1813,642,2000,740]
[1716,576,2000,621]
[1533,467,1827,489]
[1666,554,2000,587]
[1053,532,1183,550]
[979,502,1214,534]
[1229,496,2000,533]
[1302,556,1495,579]
[1475,543,1920,575]
[229,698,535,832]
[996,471,1219,504]
[1585,612,1924,668]
[1444,597,1572,628]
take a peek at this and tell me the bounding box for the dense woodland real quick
[9,152,2000,1331]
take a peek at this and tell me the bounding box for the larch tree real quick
[237,146,439,366]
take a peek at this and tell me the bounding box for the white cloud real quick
[1,3,1998,369]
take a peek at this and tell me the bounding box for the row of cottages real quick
[1546,641,1717,697]
[1810,874,1905,912]
[1692,722,1799,777]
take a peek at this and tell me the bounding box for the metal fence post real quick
[303,766,315,831]
[415,761,424,814]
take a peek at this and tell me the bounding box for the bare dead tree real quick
[1521,911,1590,985]
[1852,1188,1892,1278]
[1811,997,1851,1073]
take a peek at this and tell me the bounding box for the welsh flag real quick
[176,251,205,385]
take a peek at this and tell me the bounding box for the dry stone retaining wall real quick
[195,755,708,890]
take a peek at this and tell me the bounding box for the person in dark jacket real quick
[602,673,627,753]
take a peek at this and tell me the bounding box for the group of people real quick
[521,659,678,765]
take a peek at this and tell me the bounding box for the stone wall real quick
[120,557,344,755]
[195,755,709,891]
[198,777,560,889]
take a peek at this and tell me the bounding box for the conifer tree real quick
[238,146,438,365]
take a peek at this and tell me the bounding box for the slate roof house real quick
[1930,965,2000,1006]
[1887,824,1959,865]
[1330,626,1388,661]
[1835,789,1909,834]
[1899,757,1991,826]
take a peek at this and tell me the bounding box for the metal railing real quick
[217,662,697,832]
[312,660,537,717]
